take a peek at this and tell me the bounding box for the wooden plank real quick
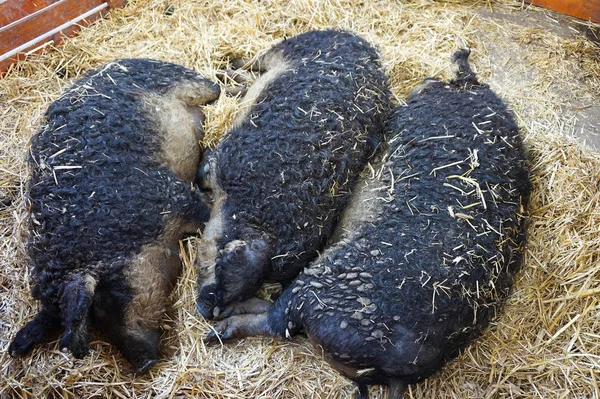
[0,0,127,75]
[108,0,127,8]
[0,0,106,55]
[0,2,109,73]
[0,0,125,28]
[526,0,600,23]
[0,0,58,28]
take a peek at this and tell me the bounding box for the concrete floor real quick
[477,5,600,151]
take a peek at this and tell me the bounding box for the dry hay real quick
[1,0,600,397]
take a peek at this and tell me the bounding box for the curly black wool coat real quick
[195,30,393,318]
[9,58,220,372]
[208,50,531,399]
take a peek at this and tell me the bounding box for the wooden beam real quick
[0,0,122,74]
[0,0,58,27]
[0,0,107,56]
[526,0,600,24]
[107,0,128,8]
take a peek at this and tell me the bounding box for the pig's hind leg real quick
[170,75,221,108]
[173,76,221,138]
[231,57,270,72]
[218,55,272,96]
[158,77,221,182]
[221,50,289,126]
[215,296,273,319]
[166,76,221,169]
[207,289,291,341]
[206,312,274,341]
[216,68,255,97]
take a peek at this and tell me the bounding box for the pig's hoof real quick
[8,313,57,357]
[206,317,241,342]
[135,358,157,374]
[59,330,90,359]
[196,283,218,320]
[219,297,272,318]
[196,298,216,320]
[218,305,237,319]
[118,333,160,374]
[8,336,34,357]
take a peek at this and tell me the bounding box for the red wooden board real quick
[0,0,59,27]
[0,0,106,55]
[0,0,126,74]
[527,0,600,23]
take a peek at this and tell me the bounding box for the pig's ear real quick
[58,274,96,358]
[216,234,274,305]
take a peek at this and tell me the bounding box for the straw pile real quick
[1,0,599,397]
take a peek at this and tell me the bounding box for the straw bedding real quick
[1,0,599,397]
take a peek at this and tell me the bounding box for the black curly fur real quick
[9,59,217,371]
[211,50,531,397]
[197,30,393,316]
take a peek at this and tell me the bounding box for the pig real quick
[206,49,531,398]
[8,58,220,373]
[195,30,393,319]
